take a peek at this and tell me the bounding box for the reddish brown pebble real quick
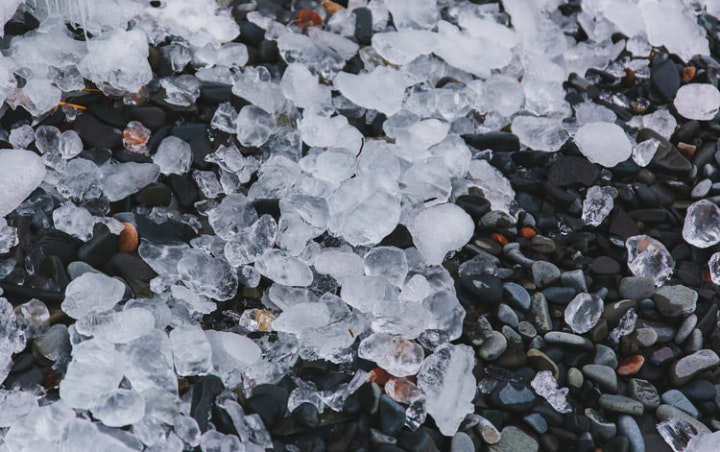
[621,68,636,87]
[519,227,537,238]
[118,222,139,254]
[617,355,645,376]
[682,66,696,82]
[368,367,391,386]
[297,9,322,30]
[491,233,508,246]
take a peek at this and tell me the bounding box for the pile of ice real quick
[0,0,715,448]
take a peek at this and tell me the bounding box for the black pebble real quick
[292,402,320,428]
[650,54,681,102]
[73,113,122,150]
[462,132,520,153]
[353,8,373,44]
[78,223,119,268]
[190,375,225,432]
[378,395,406,437]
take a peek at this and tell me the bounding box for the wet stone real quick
[547,156,599,187]
[532,261,561,287]
[523,413,548,434]
[652,285,697,318]
[292,403,320,428]
[478,332,508,361]
[598,395,644,415]
[490,426,539,452]
[379,395,405,437]
[670,349,720,386]
[503,283,531,310]
[650,55,681,102]
[531,235,557,254]
[661,389,698,418]
[617,415,644,452]
[450,432,475,452]
[582,365,618,393]
[460,274,503,304]
[542,287,576,305]
[490,381,537,413]
[618,277,656,301]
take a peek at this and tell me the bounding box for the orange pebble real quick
[491,233,508,246]
[682,66,696,82]
[297,9,322,30]
[519,227,537,238]
[322,0,344,13]
[617,355,644,376]
[118,222,139,253]
[368,367,391,386]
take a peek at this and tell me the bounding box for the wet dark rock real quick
[650,54,681,102]
[292,403,320,428]
[353,7,373,44]
[378,395,405,437]
[462,132,520,153]
[490,381,537,413]
[78,223,119,268]
[459,274,503,304]
[547,156,599,187]
[134,183,172,207]
[127,106,167,131]
[190,375,225,432]
[73,113,122,150]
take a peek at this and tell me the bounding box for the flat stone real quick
[547,156,600,187]
[679,379,715,402]
[542,287,576,305]
[531,235,557,254]
[523,413,548,434]
[292,402,320,428]
[379,395,405,437]
[591,256,621,275]
[478,331,507,361]
[190,375,224,432]
[650,54,681,102]
[670,349,720,386]
[530,293,553,334]
[618,277,655,301]
[638,128,692,173]
[78,223,119,269]
[582,365,618,393]
[526,349,559,378]
[490,381,536,414]
[544,332,594,352]
[617,355,644,376]
[463,132,520,153]
[617,415,645,452]
[450,432,475,452]
[661,389,698,418]
[503,283,531,310]
[490,426,539,452]
[598,394,644,415]
[460,274,503,304]
[560,269,588,293]
[653,285,697,318]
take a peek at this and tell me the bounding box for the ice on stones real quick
[422,290,465,341]
[657,417,699,452]
[210,102,238,133]
[153,136,192,176]
[503,0,567,57]
[78,28,152,94]
[632,138,661,167]
[236,105,275,148]
[52,202,94,241]
[0,149,46,218]
[358,332,424,377]
[334,66,405,115]
[170,325,213,376]
[60,339,125,409]
[255,249,314,287]
[531,370,572,414]
[206,330,261,387]
[341,275,397,313]
[74,308,155,344]
[102,162,160,202]
[629,108,677,139]
[582,186,618,227]
[417,344,476,436]
[9,125,34,149]
[408,204,474,266]
[177,250,238,301]
[62,272,126,319]
[279,194,330,237]
[467,159,518,216]
[686,430,720,452]
[564,293,604,334]
[484,75,525,117]
[58,130,83,160]
[0,389,37,428]
[674,84,720,121]
[139,240,189,281]
[231,66,287,115]
[683,200,720,248]
[123,330,177,394]
[141,0,239,47]
[512,116,568,152]
[626,235,675,286]
[91,388,145,427]
[609,308,638,342]
[0,298,25,385]
[574,122,632,167]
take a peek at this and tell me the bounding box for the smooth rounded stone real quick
[680,380,715,402]
[590,256,621,275]
[691,179,712,199]
[617,355,645,376]
[674,83,720,120]
[497,304,519,328]
[517,321,537,340]
[544,332,594,352]
[460,274,503,304]
[379,395,405,437]
[501,326,523,344]
[371,429,398,447]
[650,54,680,101]
[490,381,537,413]
[490,426,539,452]
[359,382,382,415]
[675,314,698,344]
[603,436,631,452]
[480,210,516,230]
[617,415,645,452]
[456,195,491,221]
[661,390,698,418]
[650,347,676,366]
[598,395,644,415]
[531,236,557,254]
[479,332,508,361]
[634,328,658,347]
[134,182,172,206]
[574,122,632,168]
[568,368,584,389]
[542,287,576,305]
[503,283,532,310]
[656,405,711,434]
[585,408,616,440]
[670,349,720,386]
[464,132,520,154]
[652,285,697,318]
[594,344,618,369]
[450,432,475,452]
[523,413,548,434]
[582,365,618,393]
[531,261,561,287]
[684,328,703,353]
[526,349,559,378]
[531,293,553,334]
[352,7,373,43]
[564,293,604,334]
[560,270,588,293]
[292,402,320,428]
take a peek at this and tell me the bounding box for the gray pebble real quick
[598,394,644,415]
[523,413,548,434]
[618,277,655,301]
[585,407,616,440]
[517,321,537,339]
[531,261,561,287]
[684,328,703,353]
[503,283,531,310]
[544,331,594,352]
[451,432,475,452]
[490,426,538,452]
[675,314,697,344]
[560,269,587,293]
[582,364,618,392]
[653,285,698,318]
[531,235,556,254]
[617,415,645,452]
[670,349,720,386]
[629,378,661,410]
[530,292,552,334]
[661,389,699,418]
[478,331,507,361]
[595,344,618,368]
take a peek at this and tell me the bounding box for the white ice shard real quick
[62,273,126,319]
[0,150,46,217]
[59,339,125,410]
[417,344,476,436]
[564,293,604,334]
[682,200,720,248]
[582,186,618,227]
[626,235,675,286]
[674,84,720,121]
[408,204,474,266]
[177,250,238,301]
[169,325,213,377]
[467,159,517,216]
[334,66,405,115]
[101,162,160,202]
[512,116,568,152]
[153,136,192,175]
[371,31,437,65]
[255,249,314,287]
[709,253,720,286]
[358,333,424,377]
[74,308,155,344]
[531,370,572,414]
[574,122,632,167]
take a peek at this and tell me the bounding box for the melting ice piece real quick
[224,215,277,267]
[0,298,26,385]
[334,66,405,115]
[531,371,572,414]
[709,253,720,286]
[91,388,145,427]
[384,0,438,29]
[313,248,364,285]
[408,204,474,266]
[574,122,632,167]
[153,136,192,175]
[281,63,332,113]
[364,246,409,288]
[255,249,313,287]
[341,275,397,313]
[632,138,661,167]
[62,272,126,319]
[512,116,568,152]
[272,302,331,334]
[417,344,476,436]
[467,159,517,216]
[210,102,238,133]
[60,339,125,409]
[609,308,638,342]
[102,162,160,202]
[358,333,424,377]
[169,325,213,376]
[674,84,720,120]
[207,194,258,240]
[206,331,261,386]
[371,30,437,65]
[657,417,699,452]
[629,109,677,140]
[686,430,720,452]
[626,235,675,286]
[564,293,604,334]
[0,150,46,217]
[582,186,618,227]
[52,202,94,241]
[236,105,275,147]
[177,250,238,301]
[682,200,720,248]
[74,308,155,344]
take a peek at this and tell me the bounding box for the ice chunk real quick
[272,302,331,334]
[564,293,604,334]
[417,344,476,436]
[503,0,567,57]
[0,389,37,428]
[657,417,699,452]
[9,125,34,150]
[142,0,239,47]
[683,200,720,248]
[91,388,145,427]
[632,138,661,167]
[364,247,409,287]
[210,102,238,133]
[582,186,618,227]
[384,0,437,29]
[224,215,277,267]
[161,74,201,107]
[484,75,525,117]
[626,235,675,286]
[255,249,314,287]
[629,108,676,139]
[313,248,364,284]
[609,308,638,342]
[640,0,709,62]
[408,204,474,266]
[139,240,189,280]
[62,272,126,319]
[467,159,517,216]
[687,430,720,452]
[207,194,258,240]
[574,122,632,167]
[102,162,160,202]
[74,308,155,344]
[236,105,275,147]
[0,298,25,385]
[279,194,329,237]
[674,84,720,121]
[433,21,512,77]
[206,330,261,386]
[341,275,397,313]
[170,325,213,376]
[0,149,46,217]
[123,330,177,394]
[57,130,83,160]
[153,136,192,175]
[177,250,238,301]
[60,339,125,409]
[371,30,437,65]
[531,371,572,414]
[231,67,287,114]
[281,63,332,113]
[78,29,152,94]
[709,253,720,286]
[358,332,424,377]
[334,66,405,115]
[512,116,568,152]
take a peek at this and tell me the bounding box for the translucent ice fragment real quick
[632,138,661,167]
[255,249,314,287]
[177,250,238,301]
[91,388,145,427]
[531,370,572,414]
[408,204,474,266]
[709,253,720,286]
[210,102,238,133]
[62,273,126,319]
[236,105,275,147]
[358,332,424,377]
[682,200,720,248]
[153,136,192,175]
[582,186,618,227]
[170,325,213,376]
[657,417,699,452]
[564,293,604,334]
[224,215,277,267]
[575,122,632,167]
[674,84,720,120]
[0,149,46,217]
[626,235,675,286]
[102,162,160,202]
[334,66,404,115]
[609,308,638,342]
[512,116,568,152]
